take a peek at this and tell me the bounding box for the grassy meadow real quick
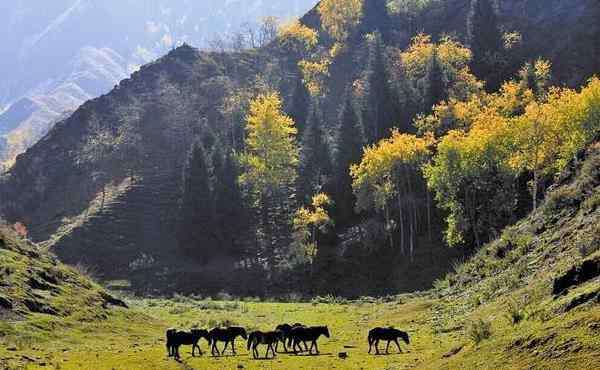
[1,289,598,370]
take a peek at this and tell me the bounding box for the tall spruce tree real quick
[469,0,504,91]
[362,33,399,143]
[360,0,390,38]
[212,143,251,260]
[298,103,332,205]
[426,48,447,110]
[333,94,365,223]
[288,78,312,134]
[179,142,214,262]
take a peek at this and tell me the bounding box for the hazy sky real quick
[0,0,319,105]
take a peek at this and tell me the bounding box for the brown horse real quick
[368,327,410,354]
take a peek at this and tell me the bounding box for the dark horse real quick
[289,326,330,355]
[275,323,308,352]
[247,331,282,359]
[368,327,410,355]
[166,328,210,358]
[208,327,247,356]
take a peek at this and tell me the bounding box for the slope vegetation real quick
[1,140,598,369]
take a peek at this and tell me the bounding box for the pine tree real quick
[178,142,214,261]
[469,0,504,91]
[298,103,332,205]
[360,0,390,38]
[212,144,252,261]
[362,33,399,143]
[333,94,364,223]
[426,48,447,110]
[288,78,312,134]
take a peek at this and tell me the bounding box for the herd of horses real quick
[166,324,410,360]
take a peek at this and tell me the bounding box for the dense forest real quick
[1,0,599,298]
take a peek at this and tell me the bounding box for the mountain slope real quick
[0,0,318,167]
[0,140,597,368]
[0,224,126,319]
[0,0,598,295]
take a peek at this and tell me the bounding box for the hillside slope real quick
[0,0,598,295]
[0,140,597,369]
[0,225,126,319]
[0,0,317,168]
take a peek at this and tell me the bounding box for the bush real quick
[311,294,349,305]
[72,262,98,281]
[216,291,233,301]
[467,318,492,344]
[505,299,527,325]
[576,223,600,257]
[543,186,580,216]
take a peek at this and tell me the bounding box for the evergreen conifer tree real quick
[469,0,504,91]
[333,94,364,223]
[298,103,332,205]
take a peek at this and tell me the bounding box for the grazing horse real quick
[368,327,410,355]
[289,326,330,355]
[166,328,210,358]
[208,327,247,356]
[247,331,282,359]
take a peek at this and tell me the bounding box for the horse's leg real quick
[313,340,319,355]
[232,338,237,355]
[222,340,229,354]
[192,343,196,357]
[394,338,402,353]
[303,341,309,352]
[375,339,380,355]
[385,340,391,354]
[270,343,276,357]
[212,341,220,356]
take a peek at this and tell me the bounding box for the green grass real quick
[0,288,598,370]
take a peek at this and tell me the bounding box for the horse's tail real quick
[367,329,376,345]
[247,332,256,350]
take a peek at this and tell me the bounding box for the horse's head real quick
[399,330,410,345]
[276,323,291,332]
[320,326,330,338]
[236,327,248,340]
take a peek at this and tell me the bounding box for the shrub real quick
[72,262,98,281]
[311,294,349,305]
[467,318,492,344]
[543,186,579,216]
[576,223,600,257]
[216,291,233,301]
[433,277,450,291]
[505,299,527,325]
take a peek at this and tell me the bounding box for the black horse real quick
[166,328,211,358]
[289,326,330,355]
[247,331,282,359]
[368,327,410,355]
[208,326,247,356]
[275,323,309,352]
